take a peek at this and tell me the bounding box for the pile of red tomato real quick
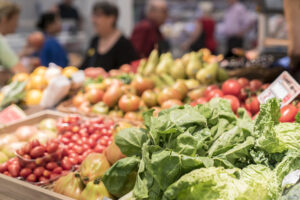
[191,78,269,117]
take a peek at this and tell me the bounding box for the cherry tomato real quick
[68,157,78,165]
[0,163,8,173]
[237,78,249,88]
[64,131,73,138]
[249,79,263,92]
[279,104,298,122]
[46,142,59,153]
[26,174,37,182]
[61,137,70,145]
[223,95,241,113]
[99,139,109,146]
[61,158,72,170]
[33,167,44,177]
[71,134,80,142]
[39,176,49,183]
[207,89,224,100]
[222,79,242,96]
[53,167,63,174]
[46,162,58,171]
[73,145,84,155]
[20,168,32,178]
[87,138,96,148]
[43,170,51,178]
[94,144,105,153]
[25,162,36,170]
[8,164,20,177]
[204,85,219,98]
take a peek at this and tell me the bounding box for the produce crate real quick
[0,110,74,200]
[0,110,65,134]
[56,99,143,126]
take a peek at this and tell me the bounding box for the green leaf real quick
[115,128,148,157]
[102,157,140,197]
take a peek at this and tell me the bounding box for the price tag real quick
[258,71,300,107]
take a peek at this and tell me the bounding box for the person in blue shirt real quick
[36,12,68,67]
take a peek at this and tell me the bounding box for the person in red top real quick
[131,0,168,58]
[182,2,217,53]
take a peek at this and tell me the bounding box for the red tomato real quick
[94,144,106,153]
[86,88,104,104]
[118,94,140,112]
[279,104,298,122]
[249,79,263,92]
[237,78,249,87]
[157,88,182,105]
[223,95,241,113]
[131,76,155,95]
[207,89,224,100]
[204,85,219,98]
[102,85,123,108]
[190,97,208,107]
[43,170,51,178]
[73,145,84,155]
[222,79,242,96]
[161,99,183,109]
[239,88,249,101]
[245,97,260,115]
[68,157,79,165]
[87,138,96,148]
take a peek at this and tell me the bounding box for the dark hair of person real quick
[36,12,57,31]
[92,1,119,27]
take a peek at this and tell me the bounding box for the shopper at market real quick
[81,1,138,71]
[56,0,81,31]
[36,12,68,67]
[182,2,217,53]
[0,0,27,73]
[131,0,168,58]
[218,0,254,57]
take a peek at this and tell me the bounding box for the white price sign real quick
[258,71,300,107]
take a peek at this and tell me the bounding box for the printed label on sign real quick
[258,71,300,107]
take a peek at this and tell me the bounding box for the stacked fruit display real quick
[0,115,116,185]
[0,66,79,109]
[137,48,228,87]
[0,139,67,183]
[53,153,112,200]
[71,72,193,121]
[190,78,270,117]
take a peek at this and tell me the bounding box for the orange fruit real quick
[62,66,78,78]
[28,75,47,90]
[33,66,47,76]
[12,73,30,82]
[25,89,43,105]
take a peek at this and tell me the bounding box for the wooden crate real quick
[0,110,74,200]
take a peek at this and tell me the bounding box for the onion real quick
[15,126,37,141]
[38,118,57,132]
[31,131,57,145]
[2,142,26,158]
[0,134,18,149]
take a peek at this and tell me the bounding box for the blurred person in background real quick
[81,1,138,71]
[218,0,254,57]
[0,0,27,73]
[182,2,217,53]
[56,0,81,32]
[36,12,68,67]
[131,0,168,58]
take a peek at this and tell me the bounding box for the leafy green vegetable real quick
[115,128,148,157]
[102,157,139,197]
[105,98,300,200]
[0,81,26,110]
